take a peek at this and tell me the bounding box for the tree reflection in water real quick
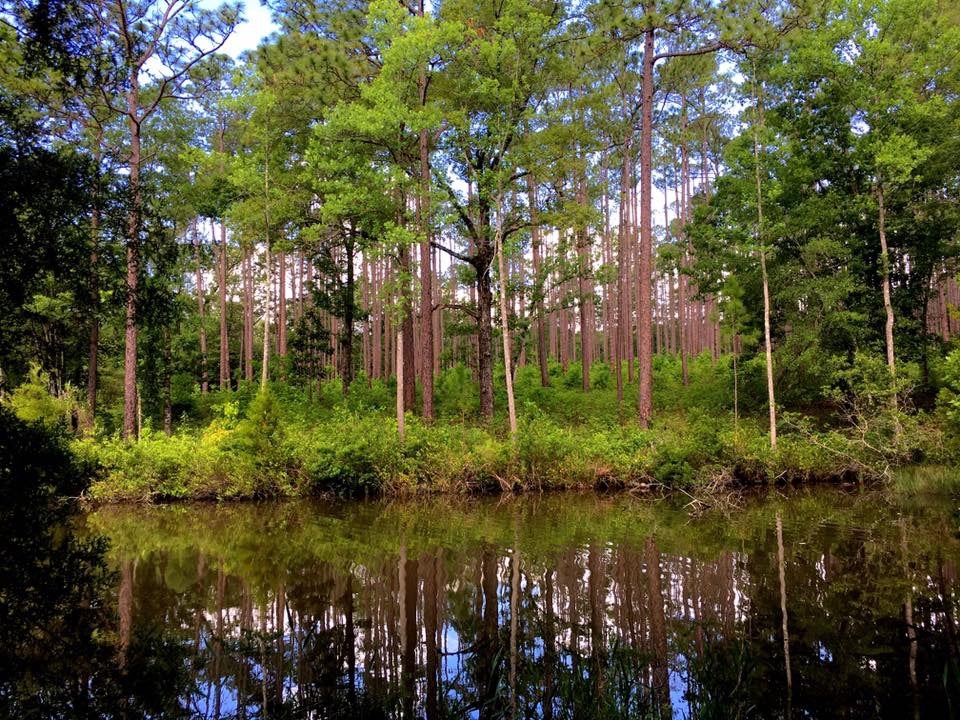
[0,408,191,718]
[77,491,960,719]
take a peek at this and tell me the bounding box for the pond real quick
[8,489,960,718]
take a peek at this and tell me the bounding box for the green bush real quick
[6,364,80,430]
[436,364,479,418]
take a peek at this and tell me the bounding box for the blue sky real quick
[206,0,278,57]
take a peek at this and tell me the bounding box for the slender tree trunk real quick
[242,247,253,381]
[163,328,173,435]
[878,186,897,384]
[396,327,405,442]
[602,155,613,364]
[576,170,593,391]
[217,220,230,390]
[261,244,271,390]
[341,233,356,393]
[734,340,739,429]
[615,145,631,408]
[401,248,416,412]
[373,259,383,379]
[529,177,549,387]
[86,151,101,428]
[752,70,777,449]
[279,250,287,360]
[194,218,209,393]
[637,27,656,427]
[476,243,495,420]
[496,199,517,437]
[122,82,141,440]
[416,4,435,419]
[677,178,689,387]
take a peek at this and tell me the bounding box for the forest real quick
[2,0,960,500]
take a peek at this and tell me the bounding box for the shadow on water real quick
[68,488,960,719]
[0,407,191,718]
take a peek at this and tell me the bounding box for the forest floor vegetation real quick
[17,353,950,503]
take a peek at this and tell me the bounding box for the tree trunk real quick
[163,327,173,436]
[577,170,593,391]
[878,186,897,382]
[677,180,689,386]
[261,244,271,390]
[753,79,777,450]
[122,82,141,440]
[279,250,287,359]
[341,232,356,393]
[419,137,434,419]
[416,5,435,419]
[194,218,209,393]
[400,246,416,412]
[396,327,405,442]
[615,146,631,408]
[637,27,655,427]
[529,176,550,387]
[86,165,101,429]
[218,220,230,390]
[496,199,517,437]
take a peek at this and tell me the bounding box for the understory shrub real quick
[79,362,949,502]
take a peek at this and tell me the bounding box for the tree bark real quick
[261,244,271,390]
[637,27,656,427]
[194,218,209,393]
[243,246,254,382]
[86,154,101,429]
[615,146,631,407]
[400,246,416,412]
[122,80,141,440]
[577,170,593,391]
[753,77,777,450]
[529,177,550,387]
[341,231,356,393]
[163,327,173,435]
[218,220,230,390]
[878,186,897,381]
[278,250,287,360]
[496,199,517,437]
[396,327,405,442]
[417,0,435,420]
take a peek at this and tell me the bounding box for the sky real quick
[208,0,278,58]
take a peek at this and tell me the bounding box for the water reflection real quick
[86,491,960,719]
[0,413,192,719]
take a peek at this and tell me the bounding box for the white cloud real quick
[204,0,278,58]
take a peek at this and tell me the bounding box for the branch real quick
[430,240,473,265]
[653,41,727,63]
[436,174,478,240]
[437,302,479,320]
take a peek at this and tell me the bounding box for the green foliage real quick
[561,361,583,389]
[590,361,612,389]
[5,364,80,430]
[937,347,960,431]
[436,364,479,419]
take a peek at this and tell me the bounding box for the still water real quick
[9,489,960,718]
